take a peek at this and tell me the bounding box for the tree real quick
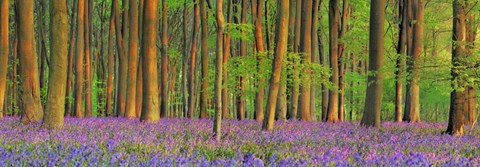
[106,2,115,117]
[160,0,168,118]
[236,0,248,120]
[299,0,313,122]
[18,0,44,123]
[113,0,127,117]
[74,0,85,118]
[125,0,139,118]
[140,0,160,123]
[404,0,423,123]
[213,0,225,141]
[446,0,467,135]
[263,0,289,130]
[84,0,93,117]
[465,12,476,125]
[43,0,69,130]
[395,0,407,122]
[254,0,266,122]
[65,0,78,117]
[326,0,340,123]
[187,0,200,119]
[0,0,8,119]
[199,0,209,119]
[361,0,385,128]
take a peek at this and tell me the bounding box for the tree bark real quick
[254,0,266,122]
[106,4,115,117]
[214,0,225,141]
[140,0,160,123]
[0,0,9,119]
[125,0,139,118]
[160,0,168,118]
[113,0,127,117]
[187,0,200,119]
[43,0,68,129]
[404,0,423,123]
[84,0,93,118]
[361,0,385,128]
[18,0,44,123]
[199,0,209,119]
[298,0,313,122]
[326,0,340,122]
[263,0,289,130]
[395,0,407,122]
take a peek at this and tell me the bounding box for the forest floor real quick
[0,117,479,166]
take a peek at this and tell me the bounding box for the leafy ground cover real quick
[0,117,479,166]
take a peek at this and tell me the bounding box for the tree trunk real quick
[298,0,313,122]
[199,0,209,119]
[65,0,78,117]
[222,0,232,119]
[254,0,266,122]
[140,0,160,123]
[106,4,115,117]
[160,0,168,118]
[337,0,348,122]
[43,0,68,129]
[465,13,476,125]
[113,0,127,117]
[263,0,289,130]
[361,0,385,128]
[84,0,93,118]
[125,0,139,118]
[18,0,44,123]
[213,0,225,141]
[187,0,200,119]
[289,0,302,120]
[326,0,340,122]
[0,0,9,119]
[395,0,407,122]
[404,0,423,123]
[235,0,247,120]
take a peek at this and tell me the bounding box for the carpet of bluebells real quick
[0,117,480,166]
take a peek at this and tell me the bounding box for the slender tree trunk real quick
[199,0,209,119]
[113,0,127,117]
[106,5,115,117]
[213,0,225,141]
[446,0,466,135]
[65,0,78,117]
[361,0,385,128]
[263,0,289,130]
[18,0,44,123]
[395,0,407,122]
[160,0,168,118]
[43,0,68,129]
[0,0,8,119]
[222,0,232,119]
[135,0,144,118]
[326,0,340,122]
[188,0,200,119]
[254,0,266,122]
[235,0,247,120]
[289,0,302,120]
[465,13,476,125]
[84,0,93,118]
[140,0,160,123]
[125,0,139,118]
[337,0,348,122]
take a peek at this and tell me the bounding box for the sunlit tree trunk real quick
[65,0,78,117]
[263,0,289,130]
[361,0,385,128]
[253,0,266,122]
[337,0,349,122]
[446,0,466,136]
[213,0,225,141]
[106,4,115,117]
[18,0,44,123]
[84,0,93,118]
[140,0,160,123]
[125,0,139,118]
[465,13,476,125]
[235,0,247,120]
[326,0,340,123]
[289,0,301,120]
[0,0,8,119]
[43,0,68,129]
[298,0,313,122]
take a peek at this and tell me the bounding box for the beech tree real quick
[125,0,139,118]
[213,0,225,141]
[18,0,44,123]
[263,0,289,130]
[0,0,8,119]
[140,0,160,123]
[361,0,385,127]
[43,0,69,130]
